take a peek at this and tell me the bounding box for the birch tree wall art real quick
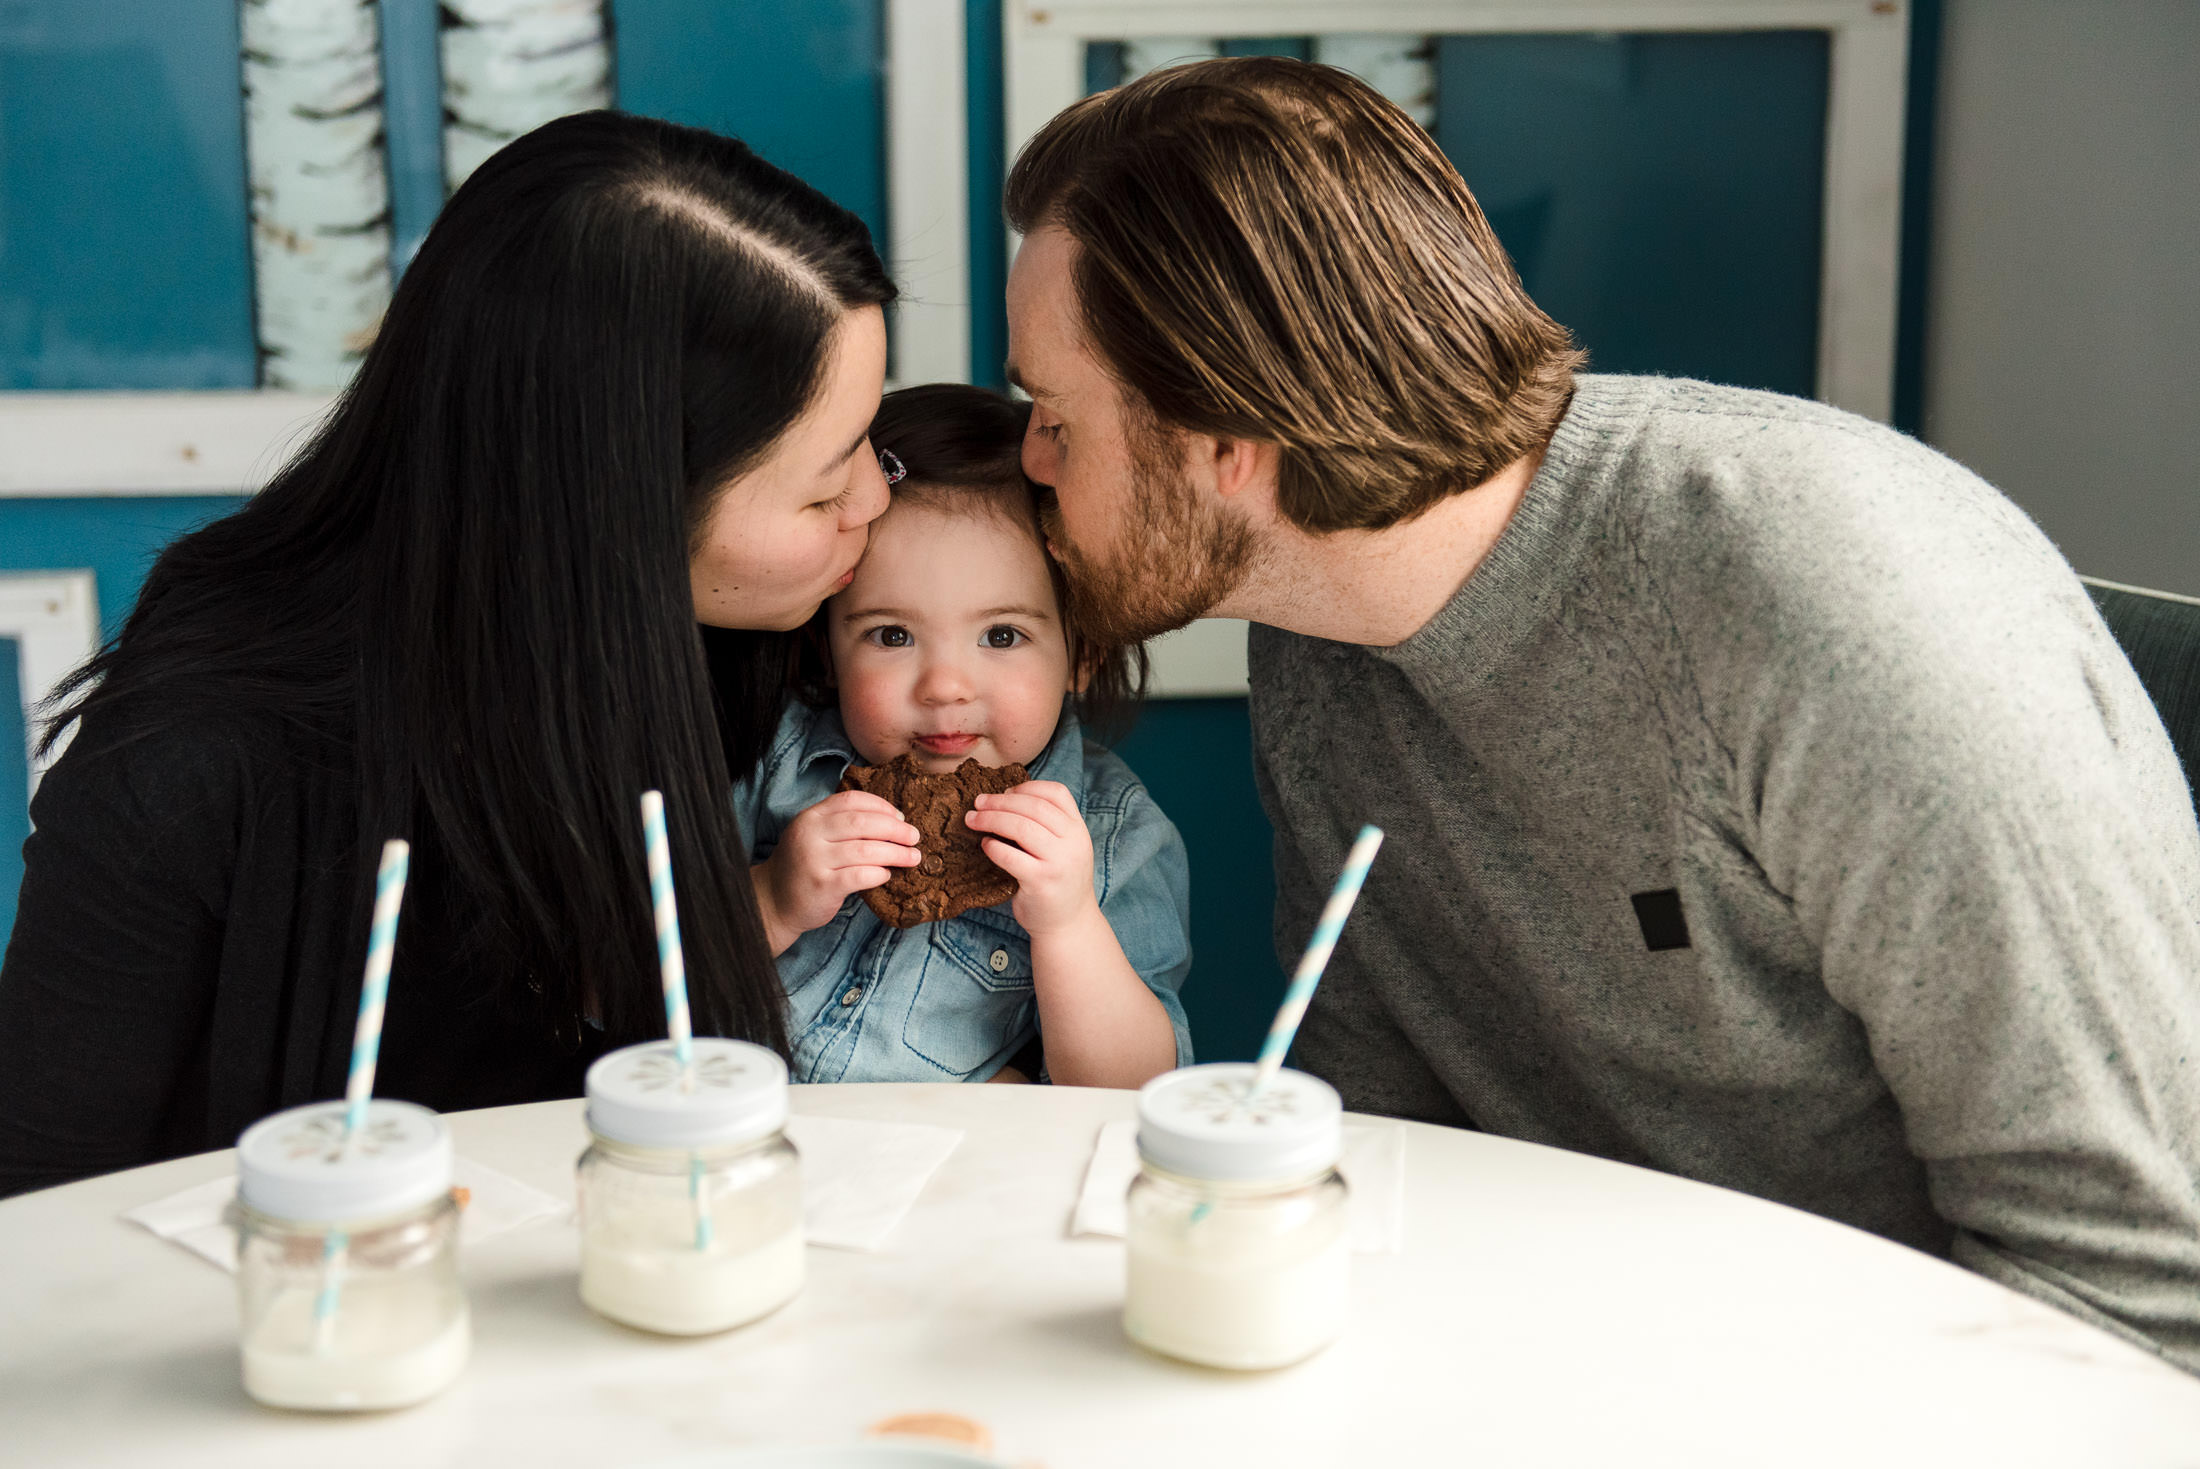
[442,0,613,193]
[1311,36,1435,129]
[240,0,393,391]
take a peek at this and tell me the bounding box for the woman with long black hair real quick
[0,111,903,1196]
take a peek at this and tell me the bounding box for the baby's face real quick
[828,497,1075,773]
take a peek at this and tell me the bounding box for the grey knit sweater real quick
[1252,375,2200,1370]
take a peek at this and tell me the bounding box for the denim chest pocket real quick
[901,907,1035,1076]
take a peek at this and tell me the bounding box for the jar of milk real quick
[577,1038,804,1335]
[1124,1063,1350,1370]
[232,1099,470,1411]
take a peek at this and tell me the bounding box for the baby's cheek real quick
[836,668,909,763]
[995,682,1070,768]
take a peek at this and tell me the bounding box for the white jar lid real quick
[1136,1063,1344,1182]
[236,1099,454,1224]
[585,1039,789,1150]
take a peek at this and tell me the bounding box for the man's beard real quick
[1040,426,1257,650]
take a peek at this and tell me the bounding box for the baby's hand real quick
[965,781,1097,938]
[756,790,921,953]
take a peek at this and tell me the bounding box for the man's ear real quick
[1210,435,1279,505]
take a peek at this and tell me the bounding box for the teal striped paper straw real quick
[319,837,412,1347]
[639,791,694,1087]
[640,791,710,1252]
[1249,825,1384,1097]
[342,839,412,1139]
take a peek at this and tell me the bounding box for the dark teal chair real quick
[2084,578,2200,811]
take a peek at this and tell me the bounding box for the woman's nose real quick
[842,450,892,530]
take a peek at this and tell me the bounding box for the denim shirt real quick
[732,700,1195,1083]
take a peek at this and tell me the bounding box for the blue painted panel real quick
[0,637,23,944]
[1894,0,1943,436]
[1436,31,1829,398]
[1111,698,1283,1063]
[966,0,1008,388]
[0,1,256,388]
[0,497,244,637]
[612,0,887,250]
[380,0,447,275]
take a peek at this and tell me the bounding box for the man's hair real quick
[791,383,1149,740]
[1006,57,1583,534]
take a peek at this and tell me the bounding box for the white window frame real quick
[887,0,976,386]
[0,571,100,812]
[1006,0,1911,696]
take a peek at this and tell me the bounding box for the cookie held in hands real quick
[840,755,1031,927]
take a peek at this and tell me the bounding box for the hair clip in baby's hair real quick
[878,448,907,486]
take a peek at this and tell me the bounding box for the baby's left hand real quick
[965,781,1097,937]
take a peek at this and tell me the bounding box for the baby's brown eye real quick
[871,626,911,648]
[984,626,1022,650]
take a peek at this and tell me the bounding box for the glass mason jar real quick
[1123,1064,1351,1371]
[232,1100,470,1411]
[576,1038,805,1335]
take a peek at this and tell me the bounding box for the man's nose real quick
[1021,428,1055,488]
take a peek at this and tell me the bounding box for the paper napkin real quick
[123,1156,568,1272]
[785,1113,963,1251]
[1070,1117,1405,1254]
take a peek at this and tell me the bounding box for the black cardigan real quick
[0,708,609,1197]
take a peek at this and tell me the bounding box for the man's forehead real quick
[1005,225,1084,389]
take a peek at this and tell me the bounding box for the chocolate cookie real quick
[841,754,1030,927]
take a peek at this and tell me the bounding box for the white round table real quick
[3,1084,2195,1467]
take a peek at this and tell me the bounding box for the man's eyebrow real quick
[1005,363,1057,401]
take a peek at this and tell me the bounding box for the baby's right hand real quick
[754,790,922,955]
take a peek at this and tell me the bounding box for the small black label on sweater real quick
[1631,889,1692,951]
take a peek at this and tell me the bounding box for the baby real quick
[732,383,1194,1087]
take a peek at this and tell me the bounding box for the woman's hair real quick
[791,383,1149,742]
[45,111,897,1054]
[1006,57,1582,533]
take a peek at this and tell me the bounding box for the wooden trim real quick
[0,392,337,496]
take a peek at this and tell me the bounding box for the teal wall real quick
[613,0,888,250]
[0,640,23,946]
[1438,31,1829,398]
[1113,701,1281,1063]
[0,3,255,388]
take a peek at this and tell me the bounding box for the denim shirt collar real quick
[794,698,1087,788]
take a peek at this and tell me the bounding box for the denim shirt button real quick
[989,948,1009,974]
[841,987,863,1006]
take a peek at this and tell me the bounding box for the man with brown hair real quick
[1004,56,2200,1371]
